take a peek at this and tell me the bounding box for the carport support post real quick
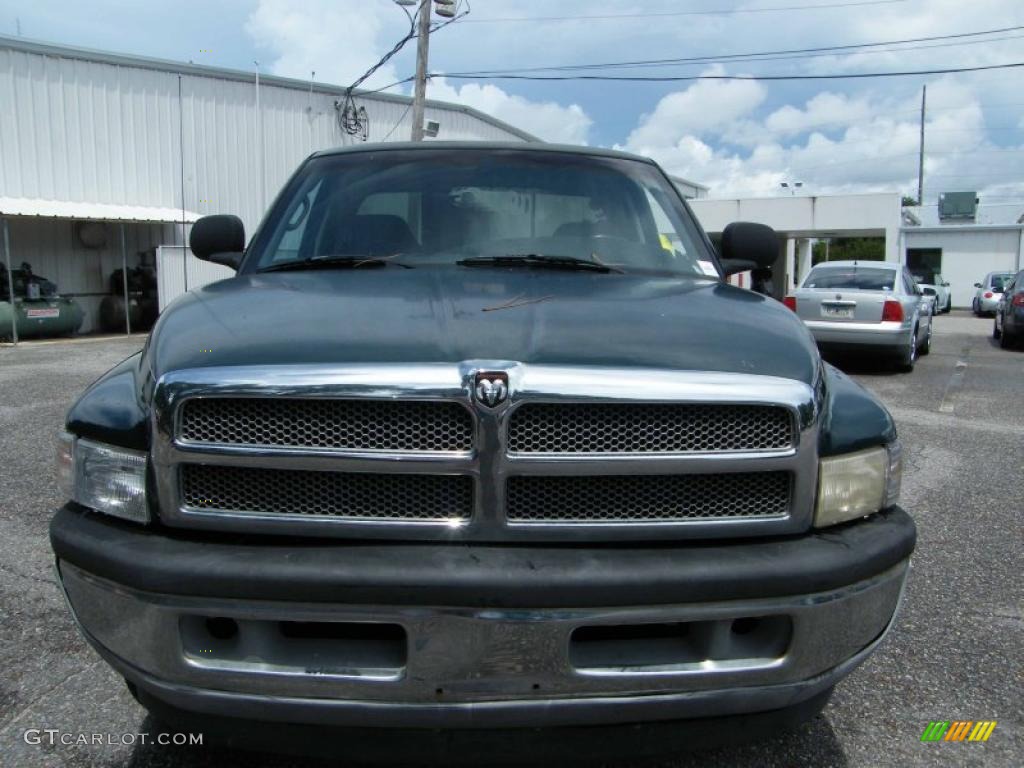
[2,218,17,345]
[120,224,131,335]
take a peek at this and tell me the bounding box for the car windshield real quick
[804,266,896,291]
[249,149,714,278]
[990,274,1013,291]
[911,272,935,285]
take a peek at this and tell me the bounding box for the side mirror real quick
[719,222,779,276]
[973,282,982,288]
[189,215,245,270]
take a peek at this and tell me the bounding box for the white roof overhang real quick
[0,197,200,224]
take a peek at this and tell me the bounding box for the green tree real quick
[812,237,885,265]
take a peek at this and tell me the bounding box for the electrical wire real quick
[456,0,909,23]
[381,101,415,142]
[336,1,470,141]
[335,3,420,139]
[430,61,1024,83]
[447,26,1024,76]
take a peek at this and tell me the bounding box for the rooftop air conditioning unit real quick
[938,191,978,221]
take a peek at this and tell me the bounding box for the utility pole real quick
[410,0,432,141]
[917,85,926,206]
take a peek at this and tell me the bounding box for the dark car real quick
[993,269,1024,349]
[50,143,914,760]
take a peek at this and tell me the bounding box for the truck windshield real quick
[804,266,896,291]
[248,149,714,278]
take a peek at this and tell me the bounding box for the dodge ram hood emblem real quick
[475,372,509,407]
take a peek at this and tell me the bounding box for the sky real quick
[3,0,1024,202]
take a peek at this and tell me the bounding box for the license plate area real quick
[821,304,854,319]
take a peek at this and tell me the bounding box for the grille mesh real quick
[179,398,474,452]
[508,403,794,454]
[506,472,790,522]
[181,465,473,520]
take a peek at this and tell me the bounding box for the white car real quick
[910,270,951,313]
[972,272,1014,316]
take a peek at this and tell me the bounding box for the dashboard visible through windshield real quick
[248,148,716,278]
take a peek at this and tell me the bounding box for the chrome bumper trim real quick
[59,559,907,728]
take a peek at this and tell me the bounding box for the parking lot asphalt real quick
[1,312,1021,767]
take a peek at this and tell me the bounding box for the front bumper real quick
[51,505,915,730]
[802,320,911,350]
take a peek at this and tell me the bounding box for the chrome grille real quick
[181,465,473,521]
[508,403,794,454]
[506,472,790,522]
[156,365,817,541]
[179,398,474,452]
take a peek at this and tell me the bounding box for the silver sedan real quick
[972,272,1014,316]
[785,260,932,372]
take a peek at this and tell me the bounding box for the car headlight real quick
[57,432,150,523]
[814,441,902,528]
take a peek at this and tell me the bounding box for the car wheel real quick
[999,329,1013,349]
[919,320,932,355]
[897,328,917,372]
[993,314,1002,340]
[972,298,979,316]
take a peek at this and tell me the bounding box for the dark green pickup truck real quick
[51,143,914,760]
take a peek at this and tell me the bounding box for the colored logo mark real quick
[921,721,997,742]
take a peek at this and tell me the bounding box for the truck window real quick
[253,149,712,277]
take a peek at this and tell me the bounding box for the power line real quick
[431,61,1024,83]
[448,25,1024,75]
[335,0,471,140]
[381,101,414,141]
[464,34,1024,74]
[457,0,909,23]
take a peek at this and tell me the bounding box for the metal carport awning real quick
[0,197,201,224]
[0,198,201,344]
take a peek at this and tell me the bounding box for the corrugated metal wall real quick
[0,41,533,333]
[0,44,531,235]
[155,245,235,311]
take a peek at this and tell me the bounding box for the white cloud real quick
[245,1,594,144]
[241,0,1024,198]
[246,0,401,89]
[428,78,593,144]
[624,66,766,147]
[763,92,875,138]
[621,76,1024,200]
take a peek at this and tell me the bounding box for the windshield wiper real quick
[258,255,413,273]
[456,254,623,274]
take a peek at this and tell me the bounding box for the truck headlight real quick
[814,441,902,528]
[57,432,150,523]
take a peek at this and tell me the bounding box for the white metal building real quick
[690,194,1024,306]
[0,35,538,335]
[690,193,905,298]
[902,203,1024,308]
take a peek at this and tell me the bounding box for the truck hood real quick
[145,268,820,384]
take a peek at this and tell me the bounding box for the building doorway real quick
[906,248,943,283]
